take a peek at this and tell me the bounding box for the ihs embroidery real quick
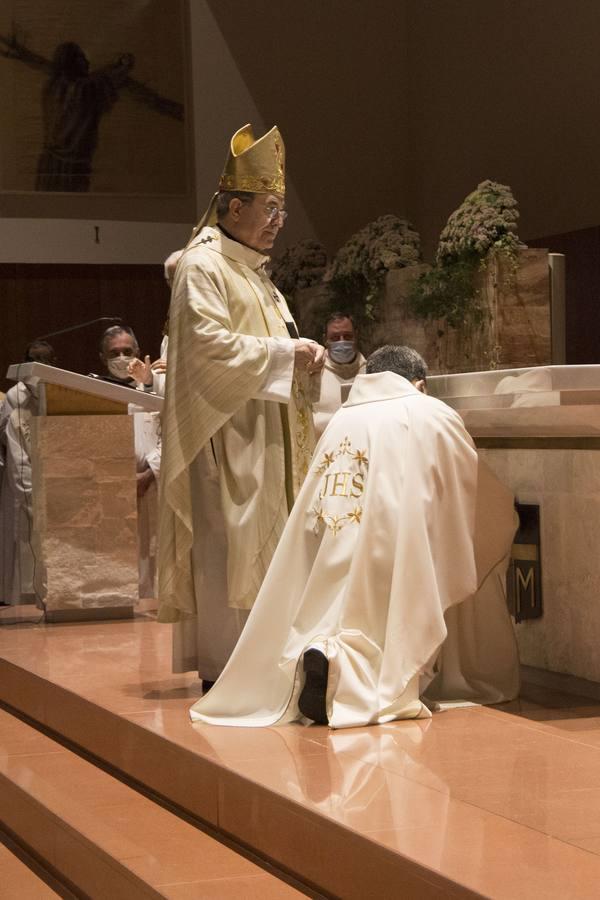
[311,436,368,536]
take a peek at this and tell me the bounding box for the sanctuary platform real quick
[4,607,600,897]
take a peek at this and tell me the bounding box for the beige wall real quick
[406,0,600,258]
[208,0,600,260]
[188,2,316,249]
[207,0,411,254]
[0,1,315,264]
[3,1,600,263]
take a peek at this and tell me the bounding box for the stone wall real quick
[480,446,600,683]
[293,249,552,375]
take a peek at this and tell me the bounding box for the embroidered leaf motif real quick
[347,506,363,524]
[352,449,369,468]
[328,515,344,535]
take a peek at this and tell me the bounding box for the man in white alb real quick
[0,340,56,606]
[312,312,366,439]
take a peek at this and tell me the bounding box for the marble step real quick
[0,636,461,900]
[0,706,308,900]
[0,837,64,899]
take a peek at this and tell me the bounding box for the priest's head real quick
[366,345,427,393]
[25,340,56,366]
[193,123,286,253]
[324,312,358,365]
[99,325,139,382]
[216,190,287,253]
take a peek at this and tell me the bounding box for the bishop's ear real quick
[414,379,427,394]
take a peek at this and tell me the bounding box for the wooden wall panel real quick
[1,265,170,393]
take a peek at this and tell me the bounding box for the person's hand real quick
[308,342,326,374]
[151,358,167,375]
[136,467,154,498]
[294,342,317,375]
[128,355,152,385]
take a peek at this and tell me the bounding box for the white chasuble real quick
[312,352,366,439]
[157,228,315,676]
[190,372,519,728]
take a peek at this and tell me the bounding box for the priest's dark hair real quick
[366,345,427,383]
[25,340,56,365]
[325,311,356,329]
[216,190,255,219]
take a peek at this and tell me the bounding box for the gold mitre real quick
[219,123,285,195]
[191,124,285,237]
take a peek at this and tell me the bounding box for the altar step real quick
[0,705,309,899]
[0,619,468,900]
[9,615,600,898]
[0,835,65,899]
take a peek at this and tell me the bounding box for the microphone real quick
[35,316,122,341]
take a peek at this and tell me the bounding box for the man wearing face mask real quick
[94,325,150,389]
[93,324,161,598]
[312,313,366,439]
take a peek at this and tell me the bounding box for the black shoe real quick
[201,679,215,693]
[298,649,329,724]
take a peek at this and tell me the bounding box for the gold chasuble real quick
[157,226,314,624]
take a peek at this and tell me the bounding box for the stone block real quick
[293,250,552,374]
[31,416,138,615]
[480,446,600,683]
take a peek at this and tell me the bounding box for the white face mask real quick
[328,341,356,364]
[107,354,131,379]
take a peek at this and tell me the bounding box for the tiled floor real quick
[4,606,600,896]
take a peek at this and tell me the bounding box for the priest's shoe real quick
[298,648,329,724]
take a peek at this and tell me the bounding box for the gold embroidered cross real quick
[338,437,353,456]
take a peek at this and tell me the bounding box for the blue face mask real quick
[328,341,356,364]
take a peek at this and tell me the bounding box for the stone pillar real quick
[30,415,139,621]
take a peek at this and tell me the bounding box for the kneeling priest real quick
[190,346,520,729]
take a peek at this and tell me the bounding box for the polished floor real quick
[0,838,61,899]
[4,604,600,897]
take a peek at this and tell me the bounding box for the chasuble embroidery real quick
[311,436,368,535]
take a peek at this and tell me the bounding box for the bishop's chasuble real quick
[157,226,314,675]
[190,372,519,728]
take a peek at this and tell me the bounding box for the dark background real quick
[1,264,170,393]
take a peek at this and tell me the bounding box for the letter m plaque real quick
[506,503,542,623]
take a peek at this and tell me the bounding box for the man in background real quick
[93,324,161,598]
[0,340,56,606]
[313,312,366,438]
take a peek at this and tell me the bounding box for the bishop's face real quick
[228,193,286,252]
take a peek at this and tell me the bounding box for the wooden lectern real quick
[6,363,163,622]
